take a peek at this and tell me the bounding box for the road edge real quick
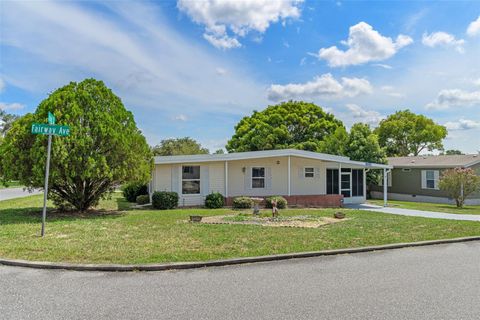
[1,236,479,272]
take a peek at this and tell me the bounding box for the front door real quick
[341,171,351,198]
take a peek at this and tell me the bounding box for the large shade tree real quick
[0,109,19,137]
[375,110,447,156]
[0,79,152,211]
[226,101,344,152]
[152,137,209,156]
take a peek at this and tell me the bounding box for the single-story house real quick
[371,154,480,205]
[151,149,391,207]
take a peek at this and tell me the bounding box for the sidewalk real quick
[0,188,41,201]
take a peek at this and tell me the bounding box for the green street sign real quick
[31,123,70,137]
[48,112,56,125]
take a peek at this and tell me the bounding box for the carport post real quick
[383,168,388,207]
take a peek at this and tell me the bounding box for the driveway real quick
[1,242,480,319]
[349,203,480,221]
[0,187,41,201]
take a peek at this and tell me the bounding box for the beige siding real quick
[208,162,225,194]
[227,157,288,197]
[290,157,326,195]
[154,164,172,191]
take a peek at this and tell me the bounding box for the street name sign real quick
[48,112,56,125]
[31,123,70,137]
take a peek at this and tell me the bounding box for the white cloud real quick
[345,104,384,126]
[467,15,480,37]
[267,73,372,101]
[380,85,404,98]
[215,67,227,75]
[445,119,480,130]
[426,89,480,110]
[315,22,413,67]
[422,32,465,53]
[372,63,393,69]
[177,0,303,49]
[474,78,480,86]
[0,102,25,111]
[173,114,188,122]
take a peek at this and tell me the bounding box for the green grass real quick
[0,181,24,189]
[1,193,480,265]
[368,199,480,215]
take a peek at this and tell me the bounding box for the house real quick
[371,154,480,205]
[151,149,391,207]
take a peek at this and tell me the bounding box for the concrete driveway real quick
[1,242,480,319]
[349,203,480,222]
[0,187,41,201]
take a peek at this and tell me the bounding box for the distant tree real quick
[443,149,464,155]
[439,168,480,208]
[152,137,209,156]
[226,101,344,152]
[0,109,19,137]
[0,79,152,212]
[375,110,447,156]
[344,123,387,185]
[213,149,225,154]
[318,126,348,156]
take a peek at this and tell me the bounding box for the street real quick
[0,187,41,201]
[1,242,480,319]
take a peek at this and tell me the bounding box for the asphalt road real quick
[1,242,480,320]
[0,187,41,201]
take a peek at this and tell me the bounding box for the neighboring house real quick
[371,154,480,205]
[151,149,390,207]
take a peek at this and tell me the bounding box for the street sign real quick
[48,112,56,125]
[31,119,70,237]
[31,123,70,137]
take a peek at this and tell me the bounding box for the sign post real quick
[31,112,70,237]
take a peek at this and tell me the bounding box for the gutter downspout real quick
[383,168,391,207]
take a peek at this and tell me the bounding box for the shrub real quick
[232,196,253,209]
[136,194,150,205]
[265,196,288,209]
[152,191,179,210]
[122,183,148,202]
[205,192,224,209]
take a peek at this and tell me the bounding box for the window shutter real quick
[244,166,252,191]
[434,170,440,190]
[201,166,209,195]
[388,171,392,187]
[298,167,304,179]
[171,165,180,194]
[421,170,427,189]
[266,167,272,190]
[314,167,321,179]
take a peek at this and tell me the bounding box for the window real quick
[252,167,265,189]
[426,170,435,189]
[304,167,314,178]
[182,166,200,194]
[352,169,364,197]
[326,169,339,194]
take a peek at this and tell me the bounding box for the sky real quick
[1,0,480,153]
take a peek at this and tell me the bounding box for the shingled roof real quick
[388,154,480,168]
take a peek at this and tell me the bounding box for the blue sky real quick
[1,0,480,153]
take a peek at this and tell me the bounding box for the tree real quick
[375,110,447,156]
[0,79,152,212]
[0,109,19,137]
[152,137,209,156]
[226,101,344,152]
[213,149,225,154]
[439,168,480,208]
[318,126,348,155]
[442,149,464,155]
[344,123,387,185]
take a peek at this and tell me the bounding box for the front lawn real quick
[368,199,480,215]
[1,193,480,265]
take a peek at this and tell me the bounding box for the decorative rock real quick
[190,215,203,223]
[334,212,345,219]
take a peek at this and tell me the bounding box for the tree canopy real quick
[375,110,447,156]
[226,101,344,152]
[152,137,209,156]
[0,109,19,137]
[439,168,480,207]
[0,79,152,211]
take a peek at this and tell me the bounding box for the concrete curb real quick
[1,236,480,272]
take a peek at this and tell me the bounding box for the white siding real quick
[290,157,326,195]
[208,162,225,194]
